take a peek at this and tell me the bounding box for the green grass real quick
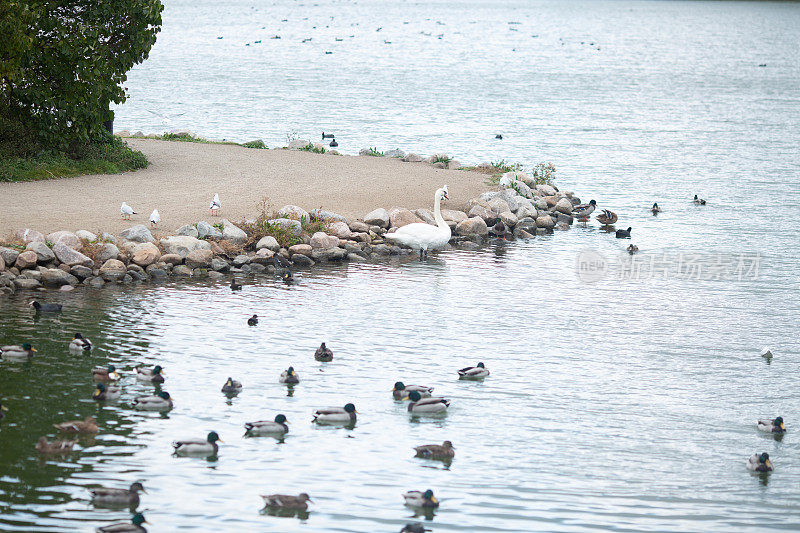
[299,143,326,154]
[241,139,267,149]
[363,147,384,157]
[430,153,452,165]
[0,137,148,182]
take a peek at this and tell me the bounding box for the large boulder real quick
[185,249,214,269]
[402,153,423,162]
[278,205,310,221]
[327,221,352,239]
[120,225,154,243]
[176,224,199,238]
[363,208,390,228]
[288,244,313,257]
[388,207,423,228]
[288,139,310,150]
[536,184,558,196]
[75,230,97,242]
[455,217,489,236]
[499,211,518,227]
[46,231,81,249]
[13,278,41,290]
[413,209,436,226]
[42,268,76,287]
[15,251,38,269]
[131,243,161,267]
[256,235,280,251]
[554,198,573,215]
[96,243,120,263]
[441,209,468,224]
[268,218,302,237]
[309,209,347,223]
[196,221,222,239]
[488,197,511,215]
[70,265,93,280]
[385,148,406,158]
[536,214,555,229]
[26,241,55,263]
[160,236,211,258]
[13,228,45,243]
[516,217,537,233]
[516,202,538,220]
[53,243,93,267]
[221,219,248,243]
[0,247,20,266]
[310,232,340,250]
[467,204,497,223]
[499,174,533,198]
[99,259,127,281]
[348,220,370,233]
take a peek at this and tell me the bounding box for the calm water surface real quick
[3,0,800,531]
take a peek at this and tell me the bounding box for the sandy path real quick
[0,139,489,236]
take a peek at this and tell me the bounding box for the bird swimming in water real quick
[221,377,242,394]
[627,244,639,254]
[30,300,62,312]
[747,452,773,472]
[651,202,662,215]
[230,278,242,291]
[315,342,333,361]
[413,440,455,459]
[329,139,338,148]
[693,195,706,205]
[458,362,489,379]
[246,414,289,436]
[313,403,357,424]
[279,367,300,384]
[403,489,439,508]
[248,314,258,326]
[615,227,632,238]
[173,431,222,456]
[322,132,335,139]
[70,333,92,352]
[261,493,311,510]
[495,134,503,139]
[595,209,617,226]
[1,343,37,360]
[757,416,785,433]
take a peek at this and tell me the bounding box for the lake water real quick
[4,0,800,531]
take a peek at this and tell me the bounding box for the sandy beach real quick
[0,139,488,236]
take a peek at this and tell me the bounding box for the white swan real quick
[384,185,451,259]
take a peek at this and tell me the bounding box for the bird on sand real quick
[149,209,160,228]
[210,193,221,216]
[121,202,136,220]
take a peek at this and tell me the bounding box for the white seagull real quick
[210,193,221,216]
[120,202,136,220]
[149,209,160,227]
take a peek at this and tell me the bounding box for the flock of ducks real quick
[121,193,222,228]
[1,309,492,532]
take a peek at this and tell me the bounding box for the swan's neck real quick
[433,194,448,230]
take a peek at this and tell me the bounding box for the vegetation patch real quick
[363,147,384,157]
[299,143,326,154]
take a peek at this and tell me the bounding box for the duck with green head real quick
[279,367,300,384]
[173,431,222,456]
[392,382,433,400]
[405,391,449,414]
[313,403,356,424]
[133,391,173,411]
[96,512,147,532]
[0,343,37,361]
[457,362,489,379]
[747,452,773,472]
[245,414,289,436]
[136,365,164,383]
[651,202,662,214]
[403,489,439,508]
[92,364,120,382]
[70,333,92,352]
[93,383,121,401]
[758,416,785,434]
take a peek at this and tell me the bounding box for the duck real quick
[70,333,92,352]
[313,403,357,424]
[54,416,98,433]
[0,343,37,360]
[495,134,503,140]
[315,342,333,361]
[615,227,632,238]
[414,441,455,459]
[761,348,773,361]
[261,493,311,510]
[405,390,450,414]
[36,436,76,454]
[458,362,489,379]
[489,220,511,239]
[393,382,433,400]
[384,186,451,259]
[595,209,617,225]
[96,512,147,532]
[221,377,243,394]
[133,391,173,411]
[400,523,430,533]
[693,195,706,205]
[322,132,335,139]
[572,199,597,220]
[173,431,222,456]
[0,402,7,421]
[651,202,662,215]
[279,367,300,384]
[282,268,294,283]
[93,365,121,381]
[329,139,338,148]
[245,414,289,436]
[136,365,165,383]
[30,300,62,312]
[247,314,259,326]
[210,193,221,216]
[90,482,146,506]
[627,244,639,254]
[403,489,439,508]
[757,417,785,433]
[93,383,121,401]
[747,452,773,472]
[230,278,242,290]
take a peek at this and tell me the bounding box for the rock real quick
[384,148,406,158]
[291,254,314,266]
[499,211,518,227]
[516,202,538,220]
[75,230,97,242]
[13,228,45,244]
[120,225,154,243]
[13,278,41,290]
[268,218,303,237]
[208,271,225,280]
[46,231,80,249]
[0,247,20,266]
[505,171,533,187]
[310,232,340,250]
[0,255,4,272]
[250,236,277,253]
[499,174,533,198]
[197,221,222,239]
[534,198,549,210]
[543,195,560,208]
[288,244,313,256]
[100,232,117,243]
[185,249,214,268]
[42,268,75,287]
[467,205,497,223]
[536,184,558,196]
[347,252,367,262]
[57,263,71,273]
[388,207,423,228]
[348,220,370,233]
[53,243,93,267]
[536,214,555,229]
[448,160,461,170]
[70,265,93,280]
[172,265,193,277]
[325,221,350,239]
[210,257,230,271]
[146,267,167,279]
[555,198,573,215]
[232,254,251,267]
[160,254,184,265]
[441,209,467,224]
[127,263,144,274]
[412,208,436,225]
[220,219,247,243]
[432,162,446,169]
[19,269,42,281]
[60,284,75,292]
[402,153,423,162]
[278,205,310,220]
[288,139,310,150]
[488,197,511,215]
[309,209,347,223]
[26,242,55,263]
[516,217,537,233]
[176,224,199,238]
[89,276,106,288]
[99,259,127,281]
[160,236,211,258]
[129,243,160,267]
[556,213,574,225]
[455,217,489,236]
[311,247,347,262]
[515,228,535,239]
[460,241,480,250]
[556,222,571,231]
[363,208,390,228]
[253,248,275,262]
[96,243,120,263]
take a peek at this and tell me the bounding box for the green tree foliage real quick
[0,0,163,154]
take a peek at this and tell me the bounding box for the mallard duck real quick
[761,348,773,361]
[221,377,242,394]
[173,431,222,456]
[0,402,7,421]
[402,489,439,508]
[405,391,450,414]
[315,342,333,361]
[245,414,289,436]
[70,333,92,352]
[279,367,299,384]
[627,244,639,254]
[282,269,295,283]
[36,436,76,454]
[693,195,706,205]
[758,416,785,433]
[393,382,433,400]
[96,512,147,532]
[747,452,773,472]
[572,199,597,220]
[261,493,311,510]
[0,343,37,360]
[248,314,259,326]
[595,209,617,225]
[615,227,632,238]
[651,202,662,214]
[93,365,120,382]
[458,362,489,379]
[133,391,173,411]
[313,403,357,424]
[400,523,430,533]
[489,221,511,239]
[93,383,121,401]
[30,300,62,312]
[136,365,165,383]
[54,416,98,433]
[230,278,242,291]
[90,482,146,506]
[414,441,455,459]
